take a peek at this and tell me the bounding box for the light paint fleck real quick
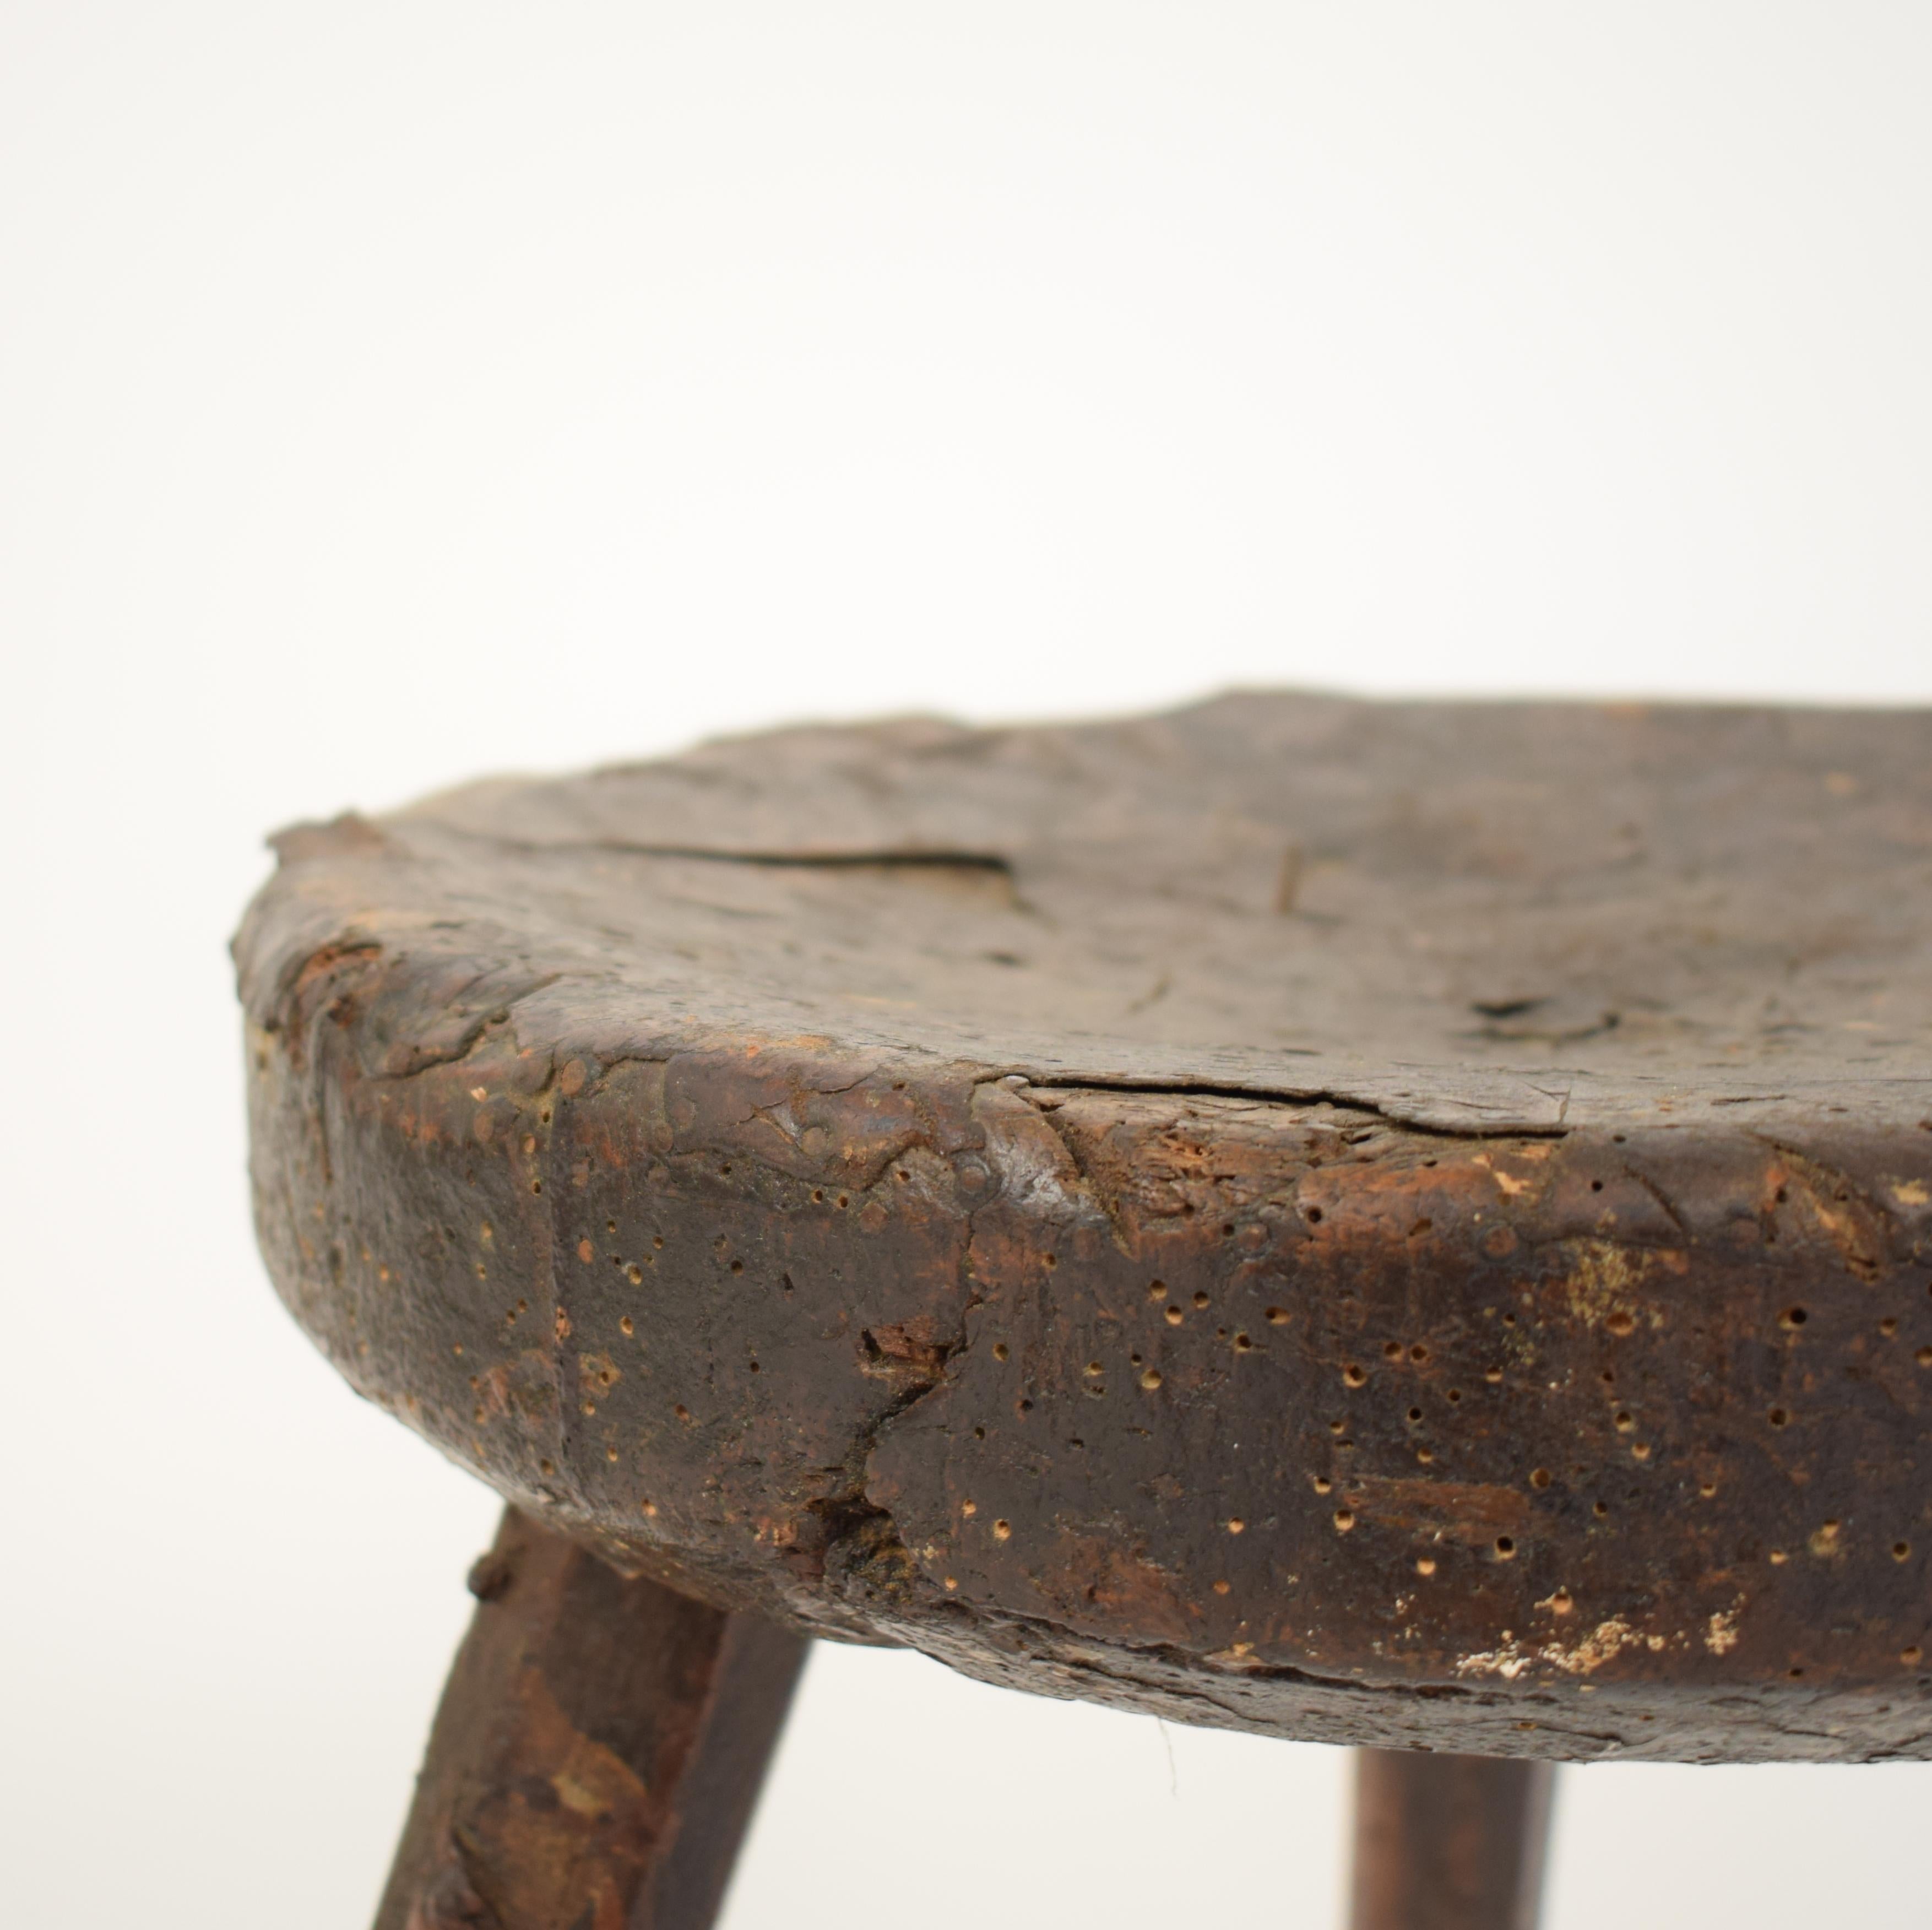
[1456,1617,1646,1680]
[1706,1606,1743,1655]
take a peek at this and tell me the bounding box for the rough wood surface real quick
[1350,1749,1554,1930]
[375,1505,804,1930]
[236,693,1932,1760]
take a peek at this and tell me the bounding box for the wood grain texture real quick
[235,693,1932,1760]
[1351,1750,1554,1930]
[375,1506,804,1930]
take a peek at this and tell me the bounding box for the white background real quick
[4,5,1931,1925]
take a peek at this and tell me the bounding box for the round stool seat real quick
[236,693,1932,1763]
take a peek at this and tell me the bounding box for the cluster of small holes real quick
[904,1185,1932,1625]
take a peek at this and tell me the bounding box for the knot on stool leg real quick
[465,1549,518,1603]
[403,1845,502,1930]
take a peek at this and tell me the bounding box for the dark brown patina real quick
[236,693,1932,1764]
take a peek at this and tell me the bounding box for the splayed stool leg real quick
[375,1506,807,1930]
[1349,1748,1556,1930]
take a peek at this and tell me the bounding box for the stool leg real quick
[1348,1749,1556,1930]
[375,1506,807,1930]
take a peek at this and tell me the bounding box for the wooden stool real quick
[236,693,1932,1928]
